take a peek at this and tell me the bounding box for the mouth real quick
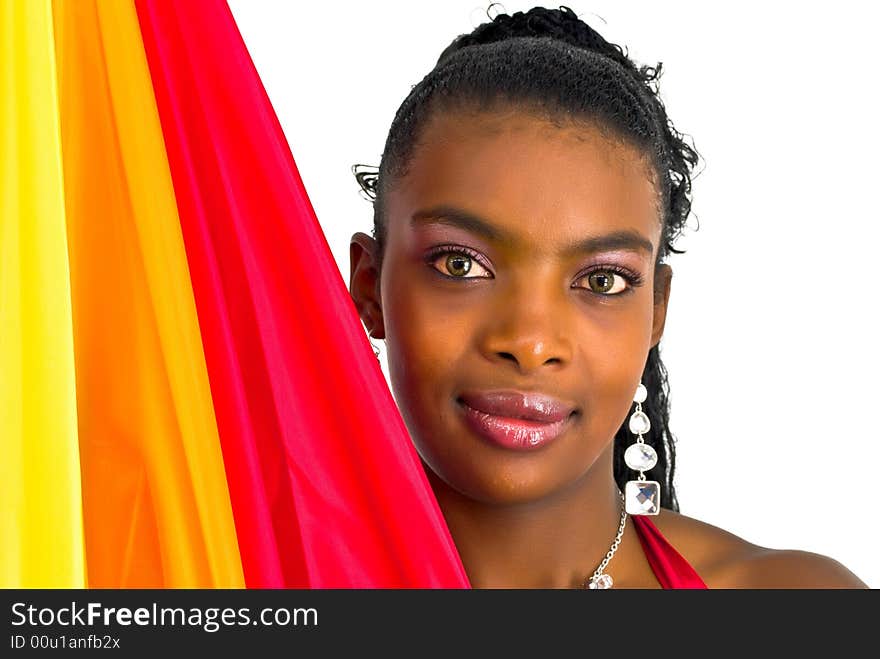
[455,392,578,451]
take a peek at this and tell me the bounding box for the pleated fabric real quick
[1,0,85,588]
[1,0,469,588]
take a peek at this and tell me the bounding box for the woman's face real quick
[350,107,672,505]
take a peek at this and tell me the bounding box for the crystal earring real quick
[623,382,660,515]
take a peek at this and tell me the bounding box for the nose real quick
[478,282,574,374]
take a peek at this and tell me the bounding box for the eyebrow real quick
[410,205,654,256]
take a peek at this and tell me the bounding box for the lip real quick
[456,390,578,451]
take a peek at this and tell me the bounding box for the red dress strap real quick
[631,515,708,589]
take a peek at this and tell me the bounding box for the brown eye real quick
[446,254,471,277]
[584,270,627,295]
[428,249,492,279]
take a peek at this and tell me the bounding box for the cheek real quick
[578,304,654,437]
[380,260,471,423]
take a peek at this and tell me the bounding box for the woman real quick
[347,5,867,588]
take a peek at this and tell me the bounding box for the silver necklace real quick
[584,490,627,589]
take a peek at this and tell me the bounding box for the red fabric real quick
[135,0,469,588]
[632,515,708,589]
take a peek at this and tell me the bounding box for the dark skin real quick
[350,107,868,588]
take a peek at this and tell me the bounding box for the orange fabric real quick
[53,0,243,587]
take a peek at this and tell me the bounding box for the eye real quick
[585,271,626,295]
[426,246,493,279]
[575,266,642,296]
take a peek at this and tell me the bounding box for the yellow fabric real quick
[1,0,244,587]
[0,0,86,589]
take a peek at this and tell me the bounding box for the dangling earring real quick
[623,382,660,515]
[368,336,381,362]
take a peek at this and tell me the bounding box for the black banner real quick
[1,589,873,653]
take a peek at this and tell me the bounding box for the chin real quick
[423,458,565,506]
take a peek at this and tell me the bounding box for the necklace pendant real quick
[587,573,613,589]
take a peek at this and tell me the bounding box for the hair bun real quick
[440,5,626,68]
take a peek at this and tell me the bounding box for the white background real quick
[228,0,879,587]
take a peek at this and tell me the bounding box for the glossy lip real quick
[456,390,578,451]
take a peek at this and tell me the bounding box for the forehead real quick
[386,109,662,257]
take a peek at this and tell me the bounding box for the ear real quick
[349,232,386,340]
[650,264,672,349]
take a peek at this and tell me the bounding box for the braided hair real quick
[354,5,700,512]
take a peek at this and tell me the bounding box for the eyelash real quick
[424,245,645,296]
[425,245,494,279]
[576,265,644,297]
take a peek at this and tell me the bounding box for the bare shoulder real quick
[651,508,868,589]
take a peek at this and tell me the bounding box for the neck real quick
[427,444,640,588]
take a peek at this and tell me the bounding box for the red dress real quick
[632,515,708,588]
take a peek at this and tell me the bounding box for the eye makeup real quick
[574,263,644,297]
[424,244,495,279]
[422,241,646,297]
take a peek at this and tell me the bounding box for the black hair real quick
[354,5,700,512]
